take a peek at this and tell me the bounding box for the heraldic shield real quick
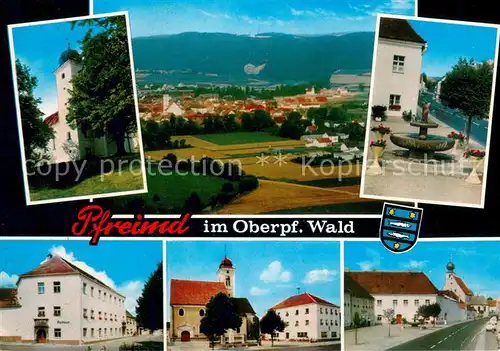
[380,203,423,253]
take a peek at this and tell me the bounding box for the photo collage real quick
[1,0,500,350]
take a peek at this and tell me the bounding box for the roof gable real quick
[454,276,473,296]
[272,293,338,310]
[170,279,228,306]
[348,271,438,295]
[43,112,59,126]
[231,297,256,315]
[379,18,426,44]
[344,273,374,299]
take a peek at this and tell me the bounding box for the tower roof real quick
[219,256,233,269]
[58,48,80,67]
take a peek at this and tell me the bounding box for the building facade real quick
[0,254,127,345]
[126,311,138,336]
[372,18,427,117]
[169,256,256,343]
[270,293,340,341]
[42,49,138,164]
[442,259,473,305]
[344,272,375,327]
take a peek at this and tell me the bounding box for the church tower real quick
[217,256,235,297]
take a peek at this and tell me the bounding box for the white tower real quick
[217,256,235,297]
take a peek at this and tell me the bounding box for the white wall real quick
[443,274,471,304]
[437,296,465,323]
[0,308,22,338]
[274,303,339,341]
[372,38,424,117]
[344,293,375,327]
[373,294,437,322]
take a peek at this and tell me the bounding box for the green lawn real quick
[30,165,145,201]
[196,132,288,145]
[107,165,236,212]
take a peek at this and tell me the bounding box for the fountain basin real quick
[390,133,455,159]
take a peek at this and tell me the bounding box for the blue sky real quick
[167,241,340,319]
[408,19,498,77]
[345,241,500,299]
[10,17,111,117]
[95,0,415,37]
[0,240,162,314]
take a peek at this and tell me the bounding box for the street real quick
[0,335,163,351]
[420,93,489,146]
[389,319,492,350]
[166,340,340,351]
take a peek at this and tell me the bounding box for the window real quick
[179,309,185,317]
[377,315,382,321]
[335,320,338,326]
[53,282,61,293]
[38,282,45,294]
[305,308,309,314]
[91,328,94,337]
[54,329,61,338]
[389,94,401,109]
[54,306,61,316]
[99,328,102,337]
[98,290,101,299]
[83,309,88,318]
[377,300,382,307]
[393,299,398,307]
[403,300,409,306]
[83,328,87,338]
[67,132,72,141]
[104,312,107,321]
[297,332,308,338]
[321,332,327,338]
[104,292,107,300]
[295,309,299,315]
[83,283,87,295]
[104,328,107,336]
[199,309,205,317]
[226,276,231,287]
[62,73,65,79]
[305,320,309,326]
[320,319,323,326]
[335,309,338,315]
[295,321,299,326]
[38,307,45,317]
[415,300,420,307]
[286,312,289,317]
[392,55,405,73]
[331,309,334,315]
[332,332,337,338]
[91,310,95,319]
[99,311,102,320]
[425,299,430,305]
[320,308,323,314]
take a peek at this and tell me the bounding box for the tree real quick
[383,309,395,337]
[419,303,441,327]
[280,112,304,140]
[260,309,285,347]
[358,83,365,92]
[353,312,361,345]
[200,292,242,350]
[16,59,54,164]
[183,192,203,214]
[67,16,137,156]
[439,57,493,143]
[249,316,260,342]
[135,262,162,331]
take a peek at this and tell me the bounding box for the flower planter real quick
[366,145,385,176]
[465,156,483,184]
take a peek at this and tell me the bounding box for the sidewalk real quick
[345,321,463,351]
[166,340,340,351]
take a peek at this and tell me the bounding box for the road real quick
[167,341,340,351]
[388,319,491,350]
[420,93,489,146]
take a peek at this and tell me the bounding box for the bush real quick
[239,175,259,193]
[371,105,387,121]
[183,192,203,213]
[180,139,186,148]
[220,163,243,181]
[222,182,235,193]
[402,110,413,122]
[217,191,238,205]
[173,140,180,149]
[161,153,177,168]
[119,343,148,350]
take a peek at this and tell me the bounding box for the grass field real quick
[30,164,145,201]
[196,132,288,145]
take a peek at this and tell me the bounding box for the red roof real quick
[244,104,266,111]
[284,98,295,103]
[297,97,307,103]
[0,288,20,308]
[316,137,332,143]
[488,300,497,307]
[43,111,59,126]
[272,293,338,310]
[348,272,438,295]
[316,96,328,102]
[454,276,472,296]
[170,279,228,305]
[307,125,318,132]
[19,255,124,297]
[274,116,286,124]
[219,257,233,268]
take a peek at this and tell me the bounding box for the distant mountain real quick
[132,32,375,83]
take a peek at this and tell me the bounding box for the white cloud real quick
[355,248,381,271]
[259,261,292,283]
[290,7,337,18]
[200,10,231,20]
[303,269,338,284]
[402,260,428,269]
[0,272,19,287]
[47,246,144,315]
[250,287,269,296]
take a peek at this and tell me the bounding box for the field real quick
[144,132,377,213]
[196,132,288,145]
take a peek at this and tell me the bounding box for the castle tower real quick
[217,256,235,297]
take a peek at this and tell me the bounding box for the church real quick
[169,256,257,344]
[42,48,139,163]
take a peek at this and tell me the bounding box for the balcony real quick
[34,319,49,327]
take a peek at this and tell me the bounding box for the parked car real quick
[486,323,496,332]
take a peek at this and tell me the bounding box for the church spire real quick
[446,253,455,273]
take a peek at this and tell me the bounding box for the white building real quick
[371,18,427,117]
[42,49,139,163]
[469,296,488,315]
[163,95,184,116]
[348,271,438,323]
[442,259,473,305]
[0,254,127,345]
[269,293,340,341]
[436,290,466,323]
[344,272,375,327]
[126,311,138,336]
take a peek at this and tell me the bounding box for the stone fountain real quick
[390,102,455,159]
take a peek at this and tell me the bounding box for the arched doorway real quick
[181,331,191,342]
[36,328,47,343]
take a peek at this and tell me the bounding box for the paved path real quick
[388,319,490,350]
